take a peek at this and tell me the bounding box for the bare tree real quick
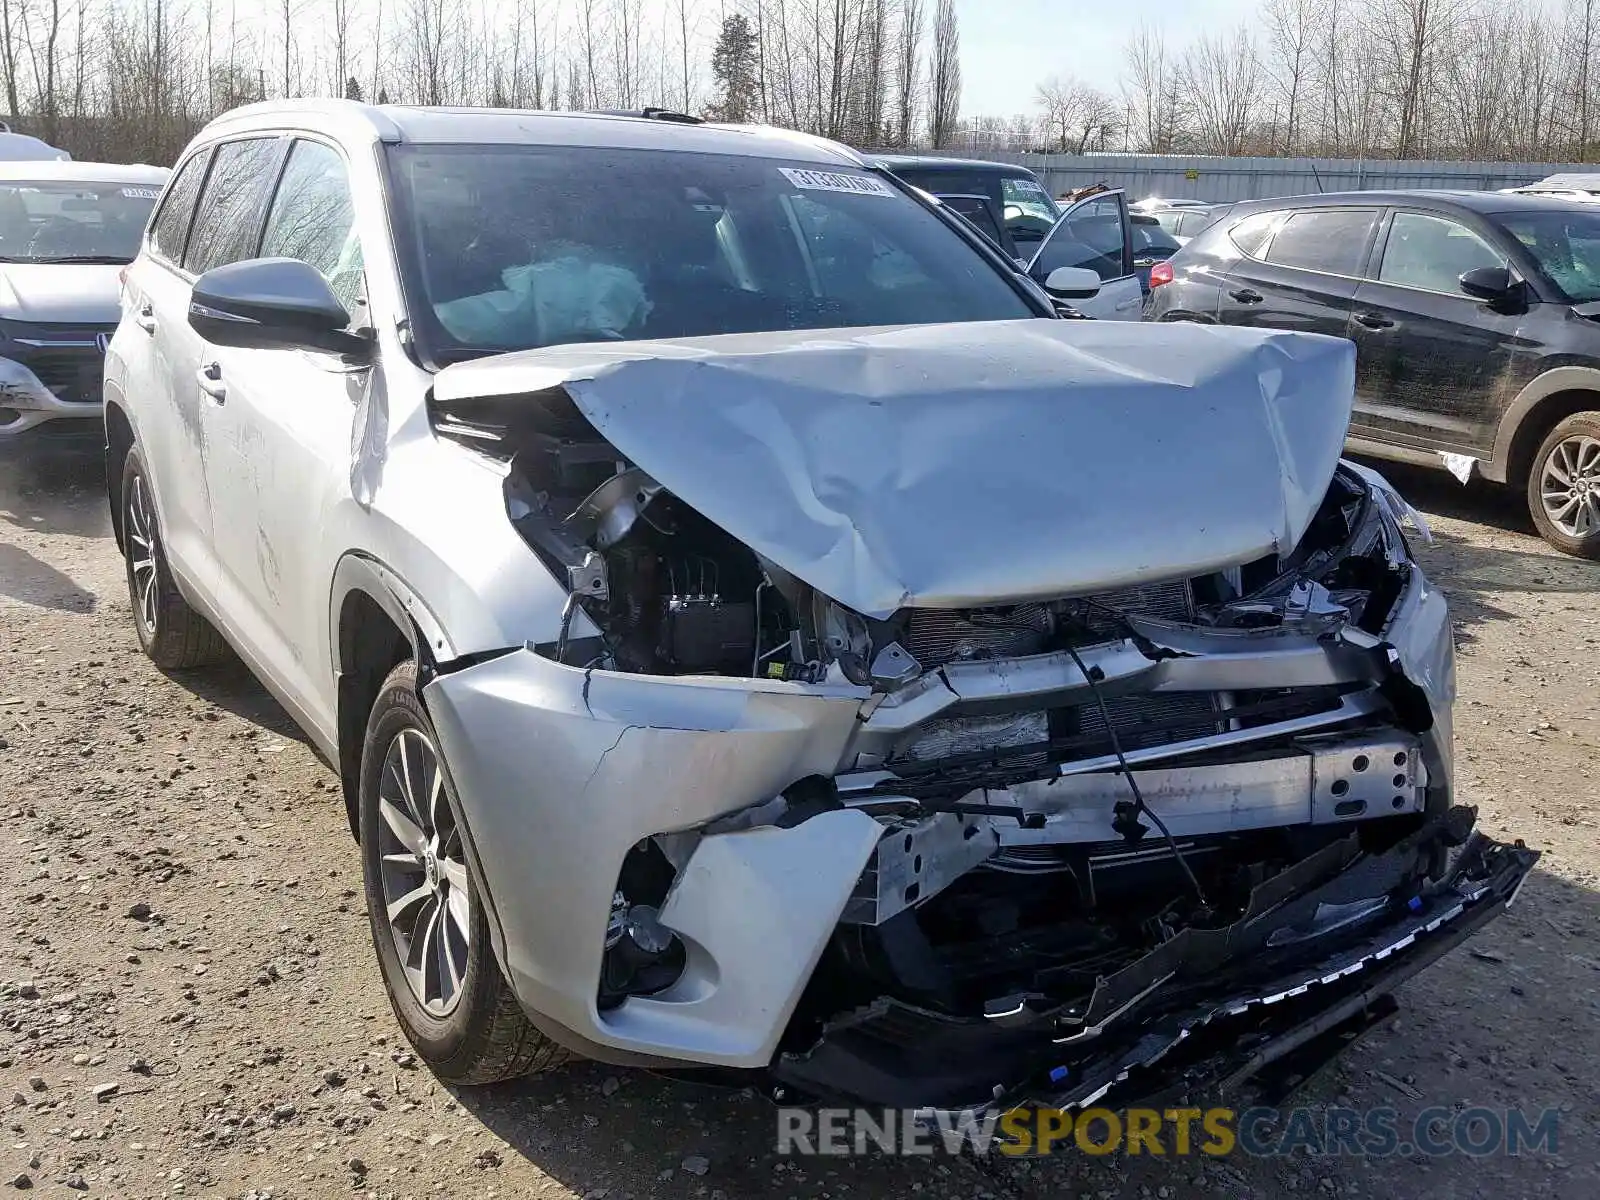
[927,0,957,147]
[1179,26,1264,156]
[1035,74,1116,153]
[1261,0,1318,153]
[894,0,922,146]
[1364,0,1470,158]
[1121,23,1184,152]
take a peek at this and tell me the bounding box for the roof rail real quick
[588,107,704,125]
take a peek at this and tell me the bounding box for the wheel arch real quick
[1488,368,1600,485]
[330,554,457,840]
[104,399,136,553]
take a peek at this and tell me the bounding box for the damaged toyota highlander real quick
[105,102,1537,1118]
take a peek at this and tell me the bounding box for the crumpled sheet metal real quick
[435,319,1356,619]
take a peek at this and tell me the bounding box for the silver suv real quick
[106,101,1533,1116]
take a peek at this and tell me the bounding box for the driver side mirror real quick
[188,258,371,356]
[1043,266,1102,300]
[1459,265,1516,303]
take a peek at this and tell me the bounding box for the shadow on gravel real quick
[0,444,111,539]
[166,658,311,746]
[0,541,99,612]
[1351,459,1533,536]
[441,867,1599,1200]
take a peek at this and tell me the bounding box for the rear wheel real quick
[359,660,569,1084]
[1527,412,1600,558]
[120,447,230,669]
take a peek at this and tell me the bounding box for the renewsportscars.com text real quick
[776,1106,1560,1158]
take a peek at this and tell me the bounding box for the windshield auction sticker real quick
[779,168,895,197]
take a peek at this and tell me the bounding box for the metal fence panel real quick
[926,151,1595,204]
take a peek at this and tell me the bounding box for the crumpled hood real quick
[0,263,122,324]
[435,319,1355,619]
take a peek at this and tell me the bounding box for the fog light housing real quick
[0,406,19,425]
[598,891,686,1009]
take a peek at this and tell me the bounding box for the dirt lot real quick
[0,446,1596,1200]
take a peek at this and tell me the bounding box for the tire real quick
[359,660,569,1084]
[120,447,231,669]
[1526,412,1600,559]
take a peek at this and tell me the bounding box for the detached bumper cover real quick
[773,825,1537,1114]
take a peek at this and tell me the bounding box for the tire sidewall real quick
[359,662,502,1072]
[120,446,163,656]
[1527,413,1600,557]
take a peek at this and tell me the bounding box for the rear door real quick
[164,136,287,602]
[199,137,368,734]
[1216,206,1381,338]
[110,147,212,583]
[1347,208,1532,454]
[1028,190,1143,320]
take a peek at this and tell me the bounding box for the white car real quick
[0,161,168,446]
[105,101,1534,1116]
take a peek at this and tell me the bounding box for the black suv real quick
[1147,190,1600,557]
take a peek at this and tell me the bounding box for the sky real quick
[953,0,1262,117]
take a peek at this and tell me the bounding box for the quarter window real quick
[1228,211,1283,258]
[259,140,364,310]
[148,150,209,265]
[1263,209,1379,276]
[183,138,282,275]
[1378,212,1505,294]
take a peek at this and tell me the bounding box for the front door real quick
[1348,209,1535,455]
[199,138,368,736]
[1028,191,1144,320]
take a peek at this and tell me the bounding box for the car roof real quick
[0,159,168,183]
[868,153,1040,178]
[1225,188,1598,215]
[194,100,865,167]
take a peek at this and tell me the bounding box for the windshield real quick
[0,180,159,263]
[386,145,1036,362]
[1496,209,1600,302]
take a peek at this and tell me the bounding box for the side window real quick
[148,149,209,265]
[1033,196,1127,282]
[1378,212,1505,294]
[1263,209,1379,276]
[1228,211,1285,258]
[259,139,364,310]
[183,137,282,275]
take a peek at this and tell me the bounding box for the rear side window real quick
[148,150,209,265]
[183,138,282,275]
[259,140,364,310]
[1228,211,1284,258]
[1263,209,1379,276]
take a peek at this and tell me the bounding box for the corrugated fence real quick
[952,152,1595,204]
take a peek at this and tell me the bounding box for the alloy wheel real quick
[126,473,159,636]
[375,728,472,1016]
[1539,434,1600,538]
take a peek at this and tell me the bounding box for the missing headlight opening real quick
[428,369,1533,1116]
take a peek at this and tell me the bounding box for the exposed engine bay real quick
[423,321,1538,1114]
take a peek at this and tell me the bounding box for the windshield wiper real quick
[20,255,131,265]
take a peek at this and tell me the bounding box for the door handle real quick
[133,302,157,334]
[1228,288,1263,303]
[196,361,226,403]
[1354,311,1395,330]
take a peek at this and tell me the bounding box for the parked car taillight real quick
[1149,260,1175,288]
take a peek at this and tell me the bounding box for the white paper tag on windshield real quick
[779,167,894,197]
[120,186,160,199]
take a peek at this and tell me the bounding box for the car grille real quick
[26,347,106,405]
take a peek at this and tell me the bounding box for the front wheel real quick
[359,660,569,1084]
[1527,413,1600,558]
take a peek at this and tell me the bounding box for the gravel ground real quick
[0,446,1596,1200]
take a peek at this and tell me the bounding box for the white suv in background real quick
[0,161,167,447]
